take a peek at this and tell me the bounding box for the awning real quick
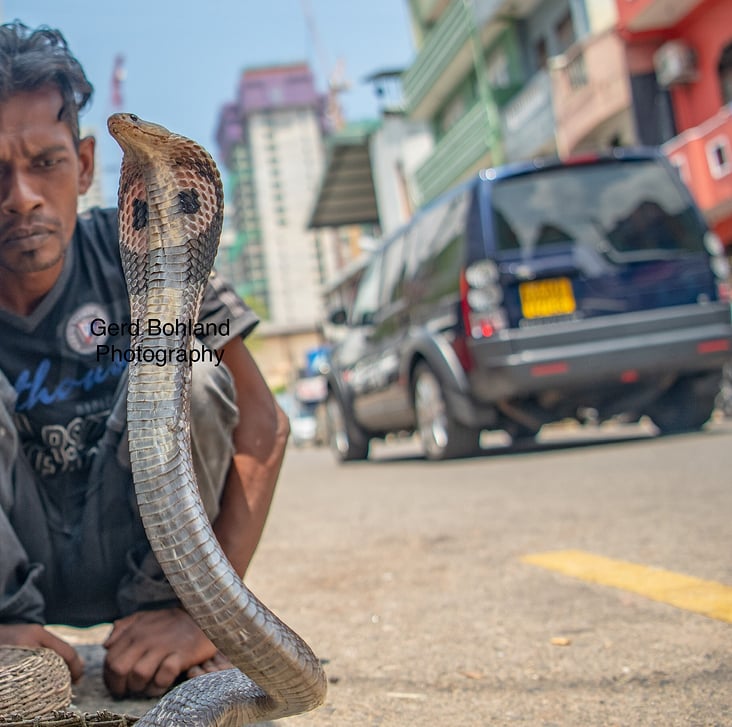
[308,122,381,229]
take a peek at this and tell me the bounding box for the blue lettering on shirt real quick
[14,357,128,412]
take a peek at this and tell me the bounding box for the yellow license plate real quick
[519,277,576,319]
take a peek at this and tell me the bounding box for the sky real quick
[3,0,416,204]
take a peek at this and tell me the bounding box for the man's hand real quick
[0,623,84,682]
[102,607,232,698]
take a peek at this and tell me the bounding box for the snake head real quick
[107,112,177,157]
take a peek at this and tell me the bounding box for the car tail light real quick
[530,362,568,377]
[461,261,507,339]
[697,339,730,354]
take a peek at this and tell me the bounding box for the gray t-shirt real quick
[0,207,256,512]
[0,207,258,625]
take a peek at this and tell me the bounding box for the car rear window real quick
[490,159,707,259]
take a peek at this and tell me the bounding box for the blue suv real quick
[325,148,732,461]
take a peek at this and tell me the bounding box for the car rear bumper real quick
[466,303,732,403]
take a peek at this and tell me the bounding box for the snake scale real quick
[106,113,327,725]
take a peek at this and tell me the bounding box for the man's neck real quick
[0,263,63,316]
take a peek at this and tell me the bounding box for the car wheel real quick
[413,363,480,460]
[325,390,369,462]
[648,376,717,435]
[505,421,541,450]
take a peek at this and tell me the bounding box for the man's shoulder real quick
[76,207,119,247]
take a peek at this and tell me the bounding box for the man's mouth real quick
[3,227,53,249]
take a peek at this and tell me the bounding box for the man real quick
[0,22,289,698]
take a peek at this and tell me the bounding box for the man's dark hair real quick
[0,21,94,148]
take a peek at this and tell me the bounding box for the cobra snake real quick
[104,113,327,725]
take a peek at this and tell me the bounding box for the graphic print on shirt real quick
[16,409,111,477]
[12,301,128,480]
[65,303,111,355]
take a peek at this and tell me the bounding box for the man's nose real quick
[1,170,43,215]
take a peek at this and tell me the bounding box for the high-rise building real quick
[216,63,330,332]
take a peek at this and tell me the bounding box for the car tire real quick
[413,363,480,460]
[648,376,717,435]
[325,390,370,462]
[505,421,541,450]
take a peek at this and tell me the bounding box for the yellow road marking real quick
[521,550,732,624]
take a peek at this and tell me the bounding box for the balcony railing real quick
[549,29,633,158]
[404,0,504,119]
[403,1,470,118]
[414,100,497,204]
[501,70,556,162]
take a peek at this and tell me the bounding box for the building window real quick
[534,37,548,71]
[706,135,731,179]
[486,49,510,88]
[719,43,732,105]
[438,94,466,135]
[669,153,690,187]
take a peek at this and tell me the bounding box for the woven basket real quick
[0,710,136,725]
[0,647,72,718]
[0,647,138,726]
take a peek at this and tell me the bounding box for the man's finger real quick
[49,638,85,683]
[123,647,177,697]
[103,634,147,698]
[36,629,85,683]
[151,652,186,696]
[102,616,134,648]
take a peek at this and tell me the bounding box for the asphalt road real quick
[68,416,732,726]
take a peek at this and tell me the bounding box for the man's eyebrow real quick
[32,144,70,157]
[0,144,70,166]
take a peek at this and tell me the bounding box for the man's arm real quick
[0,491,86,680]
[103,337,289,697]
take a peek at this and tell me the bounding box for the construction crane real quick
[300,0,350,132]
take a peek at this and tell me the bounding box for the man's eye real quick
[35,157,62,168]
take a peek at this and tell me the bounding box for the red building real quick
[617,0,732,246]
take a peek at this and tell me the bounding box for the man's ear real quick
[78,135,96,195]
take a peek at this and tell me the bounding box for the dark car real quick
[325,148,732,461]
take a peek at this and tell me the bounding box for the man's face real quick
[0,86,94,275]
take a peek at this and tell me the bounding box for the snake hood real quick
[108,112,224,291]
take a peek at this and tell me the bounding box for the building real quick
[548,0,638,158]
[403,0,596,205]
[616,0,732,247]
[307,70,433,323]
[215,63,336,386]
[402,0,732,247]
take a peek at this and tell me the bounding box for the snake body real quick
[107,113,327,725]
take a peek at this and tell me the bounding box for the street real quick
[69,417,732,725]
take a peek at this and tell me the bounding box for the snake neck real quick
[143,166,188,254]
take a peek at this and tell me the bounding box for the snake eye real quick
[129,114,139,123]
